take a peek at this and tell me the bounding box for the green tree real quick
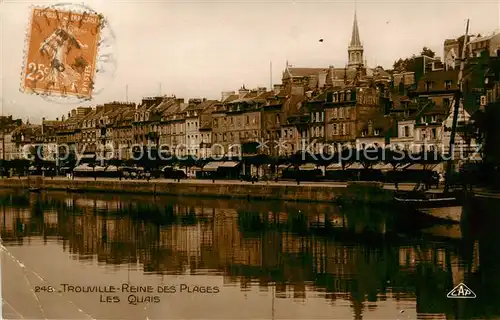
[420,46,436,58]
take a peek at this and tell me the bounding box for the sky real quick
[1,0,499,123]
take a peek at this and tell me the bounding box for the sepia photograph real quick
[1,0,500,319]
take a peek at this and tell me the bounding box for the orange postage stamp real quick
[21,6,103,99]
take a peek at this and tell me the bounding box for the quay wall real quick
[0,178,394,203]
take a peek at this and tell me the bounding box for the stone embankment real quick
[0,178,395,204]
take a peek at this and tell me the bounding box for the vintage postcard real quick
[1,0,499,319]
[20,7,102,99]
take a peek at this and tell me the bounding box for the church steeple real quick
[348,9,364,69]
[350,12,361,47]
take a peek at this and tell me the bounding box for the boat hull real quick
[418,206,463,223]
[394,196,460,209]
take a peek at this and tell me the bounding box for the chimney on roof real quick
[68,112,71,119]
[257,87,267,95]
[221,91,235,101]
[273,84,283,95]
[62,115,65,121]
[238,85,250,98]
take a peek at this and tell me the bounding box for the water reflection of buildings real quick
[0,192,494,319]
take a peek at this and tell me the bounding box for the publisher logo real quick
[447,283,476,299]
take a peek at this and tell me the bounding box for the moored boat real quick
[394,190,463,209]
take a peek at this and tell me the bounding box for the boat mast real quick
[444,19,469,193]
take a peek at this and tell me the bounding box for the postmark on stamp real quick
[20,3,116,103]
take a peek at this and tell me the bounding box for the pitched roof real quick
[287,67,329,78]
[469,32,499,44]
[282,95,306,118]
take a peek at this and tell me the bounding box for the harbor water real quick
[1,190,499,319]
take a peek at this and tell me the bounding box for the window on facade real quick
[276,114,280,125]
[334,93,338,102]
[374,129,380,136]
[339,108,344,118]
[340,92,344,102]
[333,124,338,135]
[333,108,338,118]
[361,130,367,137]
[425,81,433,91]
[443,98,450,109]
[316,112,320,122]
[431,115,437,123]
[345,107,350,119]
[311,113,315,122]
[246,116,250,124]
[342,123,346,135]
[284,130,288,138]
[404,126,410,137]
[431,128,437,139]
[421,129,427,140]
[445,80,452,90]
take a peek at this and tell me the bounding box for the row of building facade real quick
[1,12,499,162]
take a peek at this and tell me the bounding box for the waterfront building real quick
[157,97,184,149]
[261,84,287,158]
[96,102,136,160]
[0,116,23,160]
[324,87,382,150]
[184,99,217,158]
[279,95,307,156]
[163,99,188,157]
[111,107,135,159]
[57,107,91,156]
[133,97,164,147]
[80,107,103,155]
[468,31,500,58]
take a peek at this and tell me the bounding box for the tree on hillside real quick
[392,46,436,72]
[421,46,436,58]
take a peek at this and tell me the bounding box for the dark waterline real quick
[1,190,499,319]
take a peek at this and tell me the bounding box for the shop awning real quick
[403,163,438,171]
[371,163,394,172]
[299,163,317,171]
[219,161,240,168]
[326,162,343,171]
[202,162,221,172]
[346,163,364,170]
[73,164,94,172]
